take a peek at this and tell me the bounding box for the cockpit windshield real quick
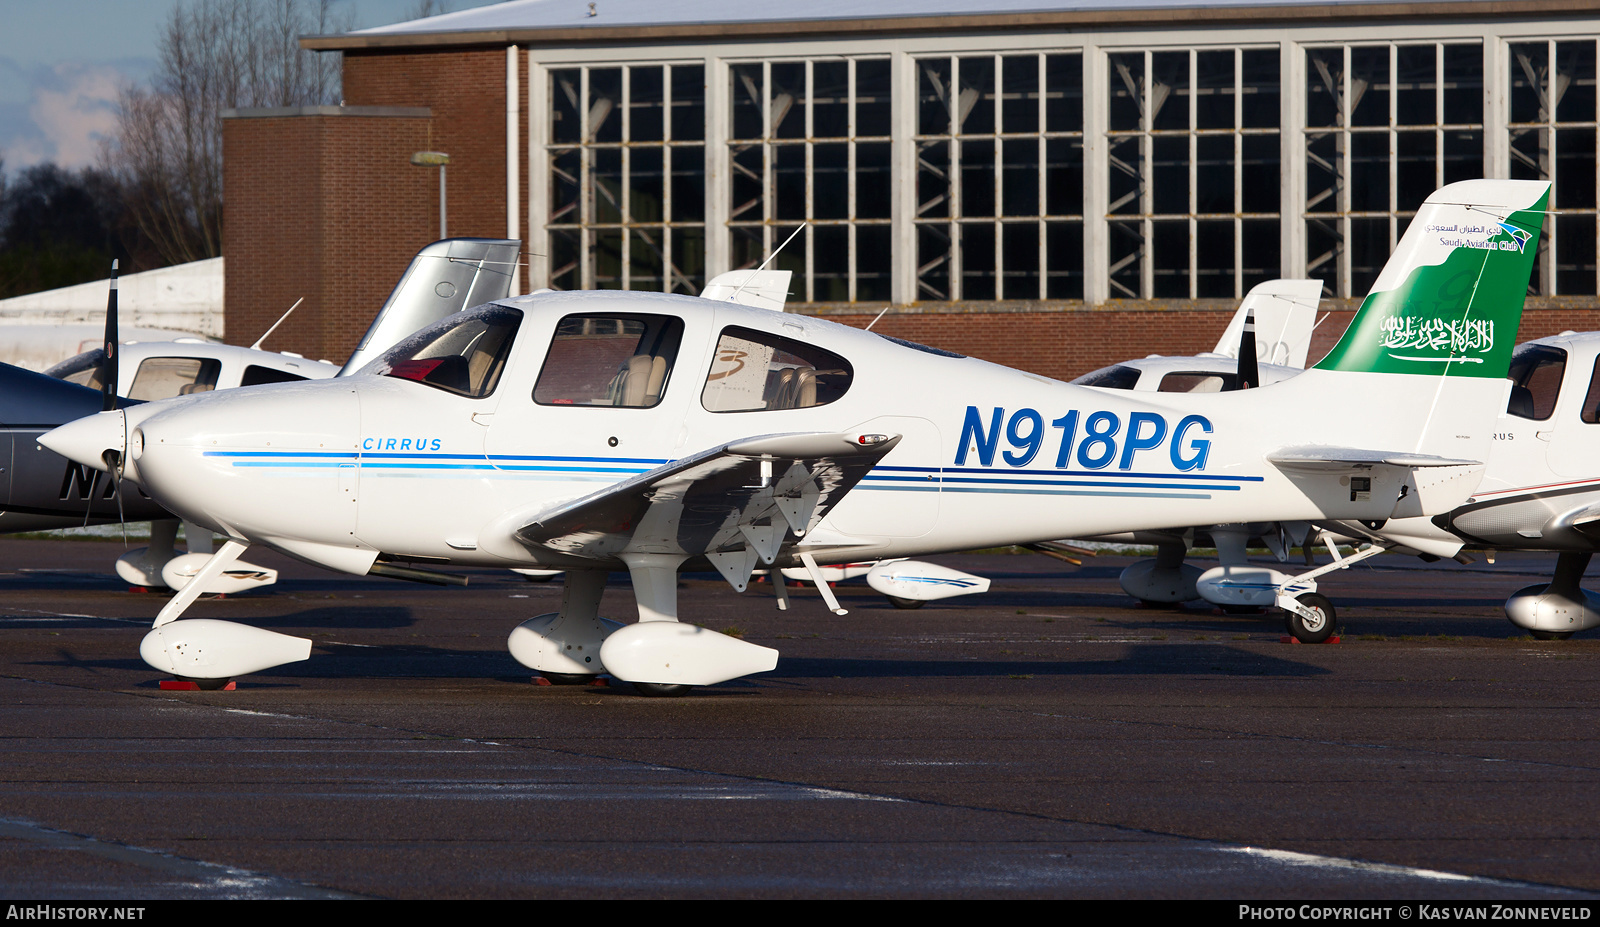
[1071,365,1143,390]
[362,303,522,399]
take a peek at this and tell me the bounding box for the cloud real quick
[0,57,146,172]
[28,62,123,168]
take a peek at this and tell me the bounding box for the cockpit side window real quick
[1506,344,1566,421]
[533,313,684,408]
[701,326,852,412]
[129,357,222,401]
[365,303,522,399]
[1158,372,1238,393]
[1071,365,1143,390]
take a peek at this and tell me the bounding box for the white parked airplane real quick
[31,238,521,594]
[1327,331,1600,640]
[41,179,1550,694]
[1080,286,1600,643]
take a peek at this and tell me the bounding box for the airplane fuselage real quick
[114,290,1500,576]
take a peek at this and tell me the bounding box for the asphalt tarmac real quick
[1,537,1598,900]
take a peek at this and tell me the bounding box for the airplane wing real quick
[503,431,901,589]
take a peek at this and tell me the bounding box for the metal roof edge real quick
[299,1,1598,51]
[221,105,433,119]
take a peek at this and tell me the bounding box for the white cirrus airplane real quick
[1329,330,1600,640]
[21,238,522,596]
[41,179,1550,694]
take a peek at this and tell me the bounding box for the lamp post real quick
[411,151,451,239]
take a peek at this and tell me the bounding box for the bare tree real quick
[100,0,349,266]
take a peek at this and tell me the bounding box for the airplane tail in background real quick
[1212,278,1322,368]
[339,238,522,376]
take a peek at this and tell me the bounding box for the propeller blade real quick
[101,260,119,411]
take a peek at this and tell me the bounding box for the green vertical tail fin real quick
[1314,180,1550,379]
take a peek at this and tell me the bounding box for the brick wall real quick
[223,111,433,362]
[793,301,1600,382]
[343,48,524,249]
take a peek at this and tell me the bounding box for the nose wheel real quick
[1283,592,1337,644]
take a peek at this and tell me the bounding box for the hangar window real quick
[915,52,1085,302]
[1104,46,1281,301]
[726,57,894,303]
[1508,39,1598,296]
[547,64,707,295]
[1304,42,1486,299]
[535,313,684,408]
[701,326,852,412]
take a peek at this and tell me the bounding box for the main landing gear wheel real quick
[1284,593,1337,644]
[540,672,597,686]
[887,595,925,610]
[183,676,232,691]
[1530,630,1574,641]
[631,681,694,697]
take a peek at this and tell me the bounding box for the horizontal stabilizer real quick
[1267,448,1480,472]
[1268,448,1485,521]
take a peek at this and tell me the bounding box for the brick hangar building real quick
[223,0,1600,377]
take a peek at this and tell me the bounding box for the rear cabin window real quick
[1506,344,1566,421]
[1158,372,1238,393]
[533,314,684,408]
[367,303,522,399]
[1071,365,1143,390]
[701,327,852,412]
[128,357,222,401]
[241,365,308,387]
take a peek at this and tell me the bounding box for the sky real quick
[0,0,503,177]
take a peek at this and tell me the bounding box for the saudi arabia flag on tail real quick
[1315,179,1549,379]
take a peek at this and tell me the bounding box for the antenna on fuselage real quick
[249,297,305,352]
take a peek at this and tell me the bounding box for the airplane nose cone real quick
[40,409,125,472]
